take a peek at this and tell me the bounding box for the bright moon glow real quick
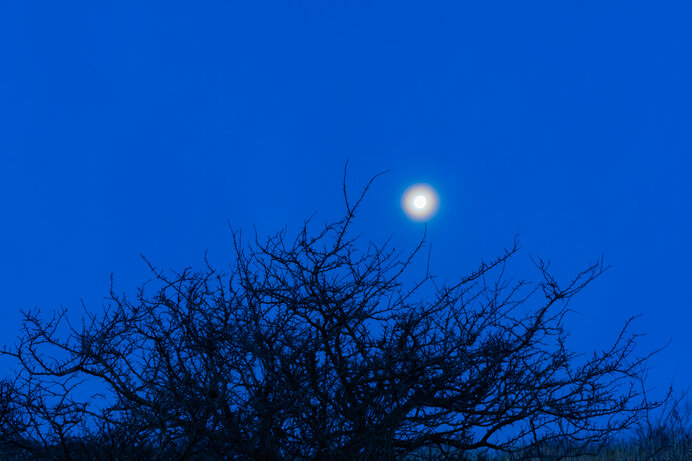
[402,183,439,221]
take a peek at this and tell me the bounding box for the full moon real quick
[402,183,439,221]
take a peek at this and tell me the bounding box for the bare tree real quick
[0,175,663,460]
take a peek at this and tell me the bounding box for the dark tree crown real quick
[0,177,662,460]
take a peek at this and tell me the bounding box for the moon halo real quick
[402,183,439,221]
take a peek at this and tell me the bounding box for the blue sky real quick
[1,1,691,397]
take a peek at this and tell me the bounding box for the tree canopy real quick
[0,179,661,460]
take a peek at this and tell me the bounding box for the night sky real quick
[1,2,691,399]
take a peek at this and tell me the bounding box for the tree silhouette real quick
[0,176,662,460]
